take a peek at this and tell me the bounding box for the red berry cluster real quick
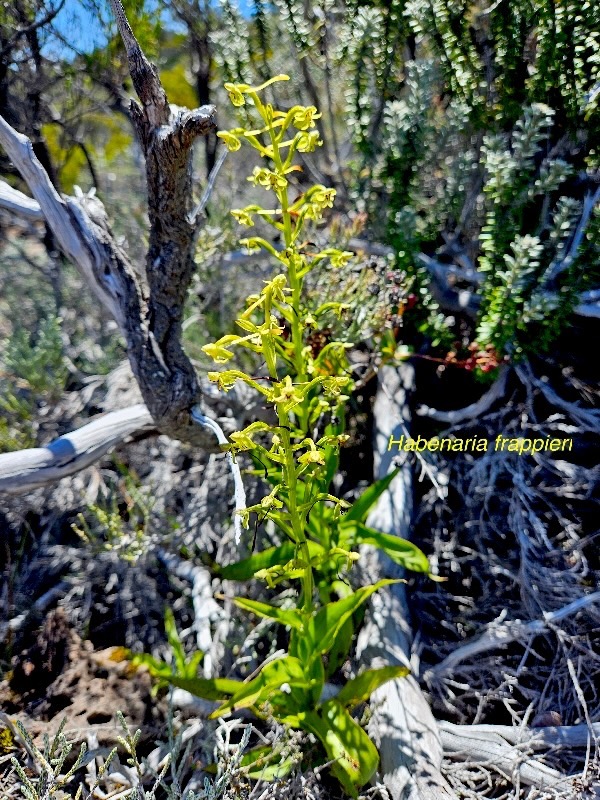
[445,342,507,373]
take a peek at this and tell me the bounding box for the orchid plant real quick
[167,76,429,796]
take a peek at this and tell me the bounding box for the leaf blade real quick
[343,469,400,522]
[336,665,410,708]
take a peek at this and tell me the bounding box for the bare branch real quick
[516,362,600,432]
[441,721,600,750]
[439,722,565,787]
[357,365,459,800]
[417,253,481,317]
[543,187,600,286]
[0,0,66,59]
[0,0,224,466]
[427,591,600,681]
[107,0,169,127]
[0,117,124,324]
[189,146,228,226]
[0,179,44,221]
[573,301,600,318]
[416,365,509,424]
[0,404,154,494]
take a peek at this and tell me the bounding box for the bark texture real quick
[0,0,225,477]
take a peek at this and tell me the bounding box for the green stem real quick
[265,128,304,373]
[279,417,314,614]
[252,94,314,613]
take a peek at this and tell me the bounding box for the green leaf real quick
[210,656,310,718]
[307,579,400,658]
[219,541,325,580]
[343,469,400,523]
[300,701,379,797]
[239,745,297,781]
[168,674,242,701]
[129,652,174,681]
[185,649,205,680]
[164,608,189,675]
[232,596,305,630]
[336,666,410,708]
[326,616,354,677]
[341,523,430,573]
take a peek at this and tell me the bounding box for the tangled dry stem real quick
[414,362,600,798]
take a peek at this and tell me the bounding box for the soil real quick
[0,609,163,748]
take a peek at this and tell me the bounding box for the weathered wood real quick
[0,178,44,220]
[0,0,229,481]
[438,722,565,787]
[355,365,458,800]
[439,721,600,750]
[0,404,154,493]
[416,366,509,424]
[0,118,125,323]
[427,590,600,681]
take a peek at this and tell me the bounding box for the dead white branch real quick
[543,187,600,286]
[416,366,509,424]
[438,722,565,787]
[441,721,600,749]
[191,407,246,545]
[156,549,221,677]
[573,301,600,318]
[427,591,600,681]
[0,0,235,494]
[0,117,125,325]
[0,404,153,494]
[0,178,44,221]
[516,362,600,432]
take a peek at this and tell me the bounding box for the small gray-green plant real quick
[72,465,153,563]
[9,717,115,800]
[0,315,67,450]
[7,713,204,800]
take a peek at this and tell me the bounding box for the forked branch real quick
[0,0,225,495]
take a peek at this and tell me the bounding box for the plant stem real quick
[265,120,305,387]
[254,96,314,614]
[279,418,314,613]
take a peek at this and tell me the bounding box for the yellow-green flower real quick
[202,342,235,363]
[217,130,242,151]
[318,433,350,447]
[313,187,336,209]
[260,487,283,510]
[302,186,337,221]
[298,447,325,466]
[236,507,251,528]
[261,274,289,302]
[296,130,322,153]
[224,82,249,107]
[322,376,351,397]
[230,430,258,451]
[249,166,288,190]
[329,250,353,268]
[268,375,303,411]
[240,237,263,254]
[231,208,254,226]
[293,106,321,131]
[208,370,239,391]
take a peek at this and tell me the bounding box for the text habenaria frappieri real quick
[388,434,573,455]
